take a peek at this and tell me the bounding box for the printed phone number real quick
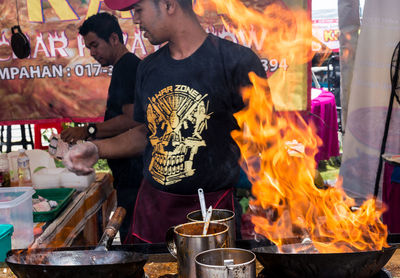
[0,64,112,80]
[261,58,288,73]
[1,59,286,80]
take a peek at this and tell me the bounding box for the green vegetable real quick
[33,166,46,173]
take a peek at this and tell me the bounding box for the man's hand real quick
[63,141,99,175]
[61,126,88,144]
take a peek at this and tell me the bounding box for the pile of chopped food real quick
[32,196,58,212]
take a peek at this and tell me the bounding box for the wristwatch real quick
[87,123,97,139]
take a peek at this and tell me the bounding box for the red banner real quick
[0,0,310,124]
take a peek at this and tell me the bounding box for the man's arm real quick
[61,104,138,143]
[95,123,147,159]
[94,103,138,138]
[63,124,147,175]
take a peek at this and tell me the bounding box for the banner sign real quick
[0,0,310,124]
[312,9,340,53]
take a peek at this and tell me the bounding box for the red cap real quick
[104,0,141,11]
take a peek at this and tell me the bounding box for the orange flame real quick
[196,0,315,110]
[195,0,313,62]
[195,0,388,253]
[235,73,388,253]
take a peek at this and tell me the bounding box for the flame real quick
[196,0,315,110]
[195,0,313,61]
[195,0,388,253]
[235,74,388,253]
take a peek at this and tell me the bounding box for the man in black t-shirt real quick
[63,0,267,243]
[134,34,265,196]
[60,13,142,241]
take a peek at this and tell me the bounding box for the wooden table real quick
[1,172,119,277]
[31,172,116,248]
[385,249,400,276]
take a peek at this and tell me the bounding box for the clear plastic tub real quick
[60,171,95,191]
[0,187,35,249]
[32,168,66,189]
[33,167,95,191]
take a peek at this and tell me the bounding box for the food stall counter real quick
[32,172,116,248]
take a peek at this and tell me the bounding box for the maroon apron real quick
[124,179,234,244]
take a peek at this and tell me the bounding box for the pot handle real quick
[165,226,177,259]
[104,207,126,239]
[95,207,126,251]
[226,266,235,278]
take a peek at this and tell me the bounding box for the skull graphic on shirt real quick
[146,85,211,186]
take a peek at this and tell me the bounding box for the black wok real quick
[6,245,148,278]
[253,243,398,278]
[5,207,148,278]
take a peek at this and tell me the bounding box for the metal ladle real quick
[202,206,213,235]
[198,188,207,221]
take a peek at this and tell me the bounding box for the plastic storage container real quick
[0,224,13,262]
[32,168,95,191]
[32,168,66,189]
[0,187,34,249]
[8,149,57,187]
[60,171,95,191]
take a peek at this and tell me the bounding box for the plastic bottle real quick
[17,149,32,187]
[0,153,10,187]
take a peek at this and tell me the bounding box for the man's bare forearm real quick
[93,124,147,159]
[95,104,138,138]
[95,114,139,138]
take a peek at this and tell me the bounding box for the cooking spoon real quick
[202,206,213,235]
[198,188,207,221]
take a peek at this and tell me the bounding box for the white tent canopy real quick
[311,0,400,200]
[338,0,400,199]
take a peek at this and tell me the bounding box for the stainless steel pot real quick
[195,248,256,278]
[187,209,236,247]
[166,222,229,278]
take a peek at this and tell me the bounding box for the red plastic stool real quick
[34,122,63,149]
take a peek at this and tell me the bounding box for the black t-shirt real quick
[104,52,143,190]
[104,52,141,121]
[134,34,266,194]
